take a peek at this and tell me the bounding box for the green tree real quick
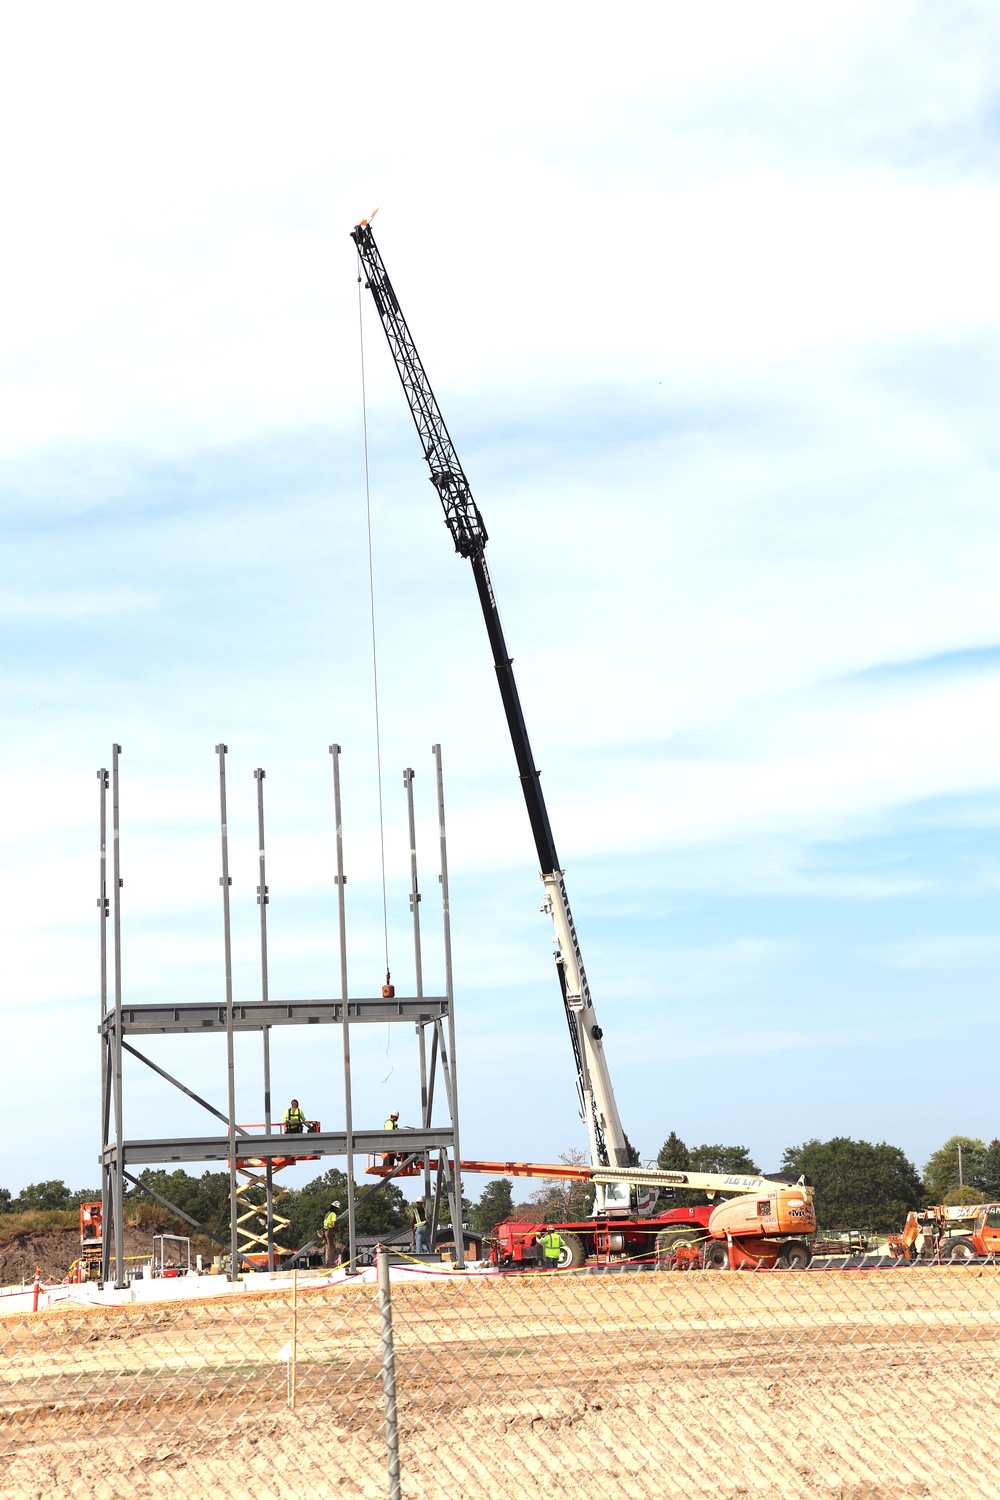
[471,1179,515,1235]
[67,1188,103,1207]
[922,1136,988,1201]
[782,1137,924,1232]
[0,1189,12,1213]
[689,1144,759,1176]
[135,1169,232,1239]
[655,1135,758,1208]
[13,1180,72,1211]
[284,1169,409,1248]
[942,1183,985,1207]
[981,1140,1000,1199]
[656,1132,690,1171]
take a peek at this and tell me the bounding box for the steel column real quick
[97,767,111,1283]
[216,744,239,1280]
[404,766,432,1223]
[433,744,464,1266]
[254,767,275,1271]
[330,744,357,1267]
[111,745,126,1287]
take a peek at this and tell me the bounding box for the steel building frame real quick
[97,743,464,1286]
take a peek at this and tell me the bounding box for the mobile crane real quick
[351,219,814,1266]
[458,1157,814,1269]
[351,217,630,1187]
[364,1149,815,1268]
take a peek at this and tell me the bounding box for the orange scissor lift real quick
[233,1120,323,1268]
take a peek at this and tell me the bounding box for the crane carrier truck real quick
[351,217,814,1269]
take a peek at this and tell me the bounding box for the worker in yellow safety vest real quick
[383,1110,400,1166]
[538,1228,565,1270]
[284,1099,308,1133]
[322,1201,342,1268]
[410,1198,430,1254]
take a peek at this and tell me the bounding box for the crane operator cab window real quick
[985,1208,1000,1229]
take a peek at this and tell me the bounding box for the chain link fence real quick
[3,1261,999,1498]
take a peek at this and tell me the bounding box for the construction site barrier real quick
[2,1259,1000,1497]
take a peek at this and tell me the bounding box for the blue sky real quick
[1,3,999,1198]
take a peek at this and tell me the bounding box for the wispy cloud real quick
[2,4,1000,1188]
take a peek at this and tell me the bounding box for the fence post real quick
[290,1268,298,1410]
[376,1245,402,1500]
[32,1266,41,1313]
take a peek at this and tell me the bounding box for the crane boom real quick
[351,219,632,1170]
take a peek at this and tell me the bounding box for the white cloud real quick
[2,2,1000,1187]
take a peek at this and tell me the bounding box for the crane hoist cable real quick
[356,253,393,1016]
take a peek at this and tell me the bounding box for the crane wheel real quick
[942,1236,978,1263]
[556,1232,586,1269]
[776,1241,811,1271]
[704,1242,731,1270]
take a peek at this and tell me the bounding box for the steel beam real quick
[100,995,448,1035]
[102,1127,454,1167]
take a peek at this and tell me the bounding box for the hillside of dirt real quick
[1,1224,159,1284]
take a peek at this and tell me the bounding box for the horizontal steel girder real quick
[100,995,448,1036]
[101,1127,454,1167]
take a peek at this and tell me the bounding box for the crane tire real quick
[556,1233,587,1269]
[777,1241,811,1271]
[704,1242,731,1270]
[942,1236,978,1263]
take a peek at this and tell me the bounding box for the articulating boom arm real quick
[351,219,632,1170]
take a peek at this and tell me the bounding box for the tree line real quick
[5,1131,1000,1240]
[654,1132,1000,1233]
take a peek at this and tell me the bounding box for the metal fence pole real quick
[376,1246,402,1500]
[290,1267,298,1410]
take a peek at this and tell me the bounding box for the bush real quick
[0,1209,78,1235]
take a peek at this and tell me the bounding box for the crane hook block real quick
[382,970,395,999]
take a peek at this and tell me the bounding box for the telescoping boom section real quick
[351,218,630,1173]
[451,1158,812,1215]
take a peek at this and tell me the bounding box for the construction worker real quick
[322,1201,342,1268]
[537,1226,565,1270]
[410,1198,430,1254]
[284,1099,308,1134]
[382,1109,401,1167]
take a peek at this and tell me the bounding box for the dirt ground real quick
[2,1267,998,1498]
